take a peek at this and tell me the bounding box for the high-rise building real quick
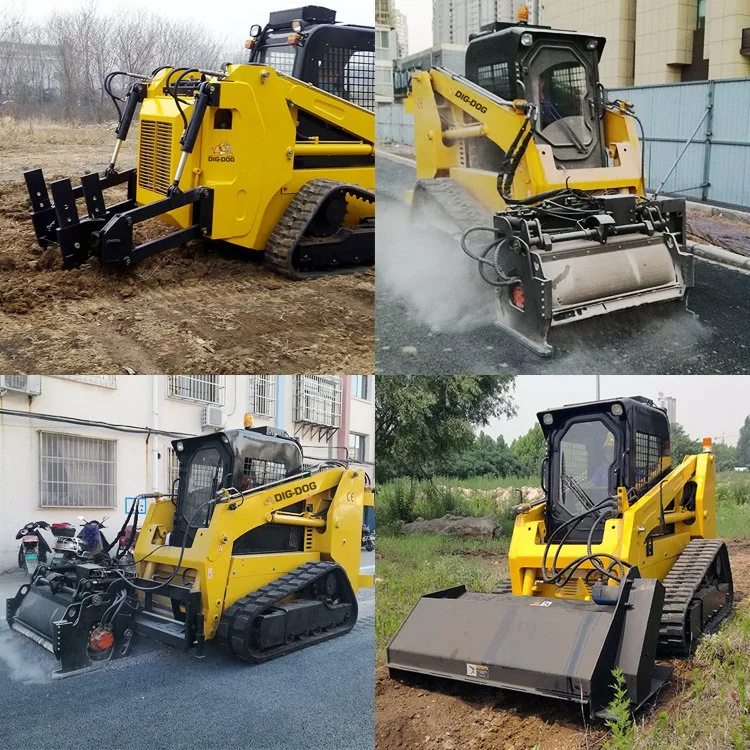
[657,392,678,425]
[544,0,750,87]
[433,0,542,46]
[394,8,410,57]
[376,0,397,102]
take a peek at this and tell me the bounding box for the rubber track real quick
[412,179,490,232]
[658,538,733,656]
[491,579,512,595]
[265,178,374,280]
[215,561,356,663]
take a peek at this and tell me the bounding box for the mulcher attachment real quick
[387,570,671,718]
[6,564,135,676]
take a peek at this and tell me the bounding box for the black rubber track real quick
[215,561,358,664]
[265,178,374,280]
[658,538,734,656]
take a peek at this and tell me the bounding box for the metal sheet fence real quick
[377,77,750,210]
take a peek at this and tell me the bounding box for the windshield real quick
[182,447,225,527]
[558,420,616,516]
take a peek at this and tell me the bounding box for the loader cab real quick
[466,23,607,169]
[538,397,671,543]
[248,6,375,110]
[171,427,304,548]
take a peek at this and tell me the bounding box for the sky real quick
[13,0,374,46]
[486,376,750,446]
[392,0,433,54]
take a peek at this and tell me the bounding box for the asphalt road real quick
[376,155,750,374]
[0,555,375,750]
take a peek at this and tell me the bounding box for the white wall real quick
[0,375,374,571]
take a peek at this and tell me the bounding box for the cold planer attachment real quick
[388,570,670,719]
[7,426,373,676]
[388,396,733,716]
[23,6,375,278]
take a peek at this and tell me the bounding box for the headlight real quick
[611,403,624,416]
[250,24,262,37]
[586,39,598,50]
[291,19,303,33]
[542,412,553,425]
[175,441,183,452]
[520,32,533,47]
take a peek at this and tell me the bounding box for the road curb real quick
[688,241,750,271]
[378,149,416,166]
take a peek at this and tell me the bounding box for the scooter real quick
[361,524,375,552]
[15,521,51,574]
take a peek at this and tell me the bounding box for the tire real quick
[17,546,24,570]
[365,540,374,552]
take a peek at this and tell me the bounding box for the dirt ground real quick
[375,540,750,750]
[0,119,374,373]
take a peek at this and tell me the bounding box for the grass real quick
[375,533,509,663]
[630,600,750,749]
[0,115,118,151]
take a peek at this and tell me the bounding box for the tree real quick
[511,423,546,477]
[669,423,701,465]
[375,376,516,481]
[737,415,750,467]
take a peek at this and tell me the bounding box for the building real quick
[544,0,750,88]
[0,374,374,571]
[657,392,677,425]
[433,0,542,45]
[376,0,398,101]
[394,8,410,57]
[394,43,469,97]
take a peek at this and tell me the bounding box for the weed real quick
[603,668,635,750]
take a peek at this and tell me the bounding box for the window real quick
[248,375,276,418]
[558,420,615,515]
[39,432,116,508]
[294,375,342,427]
[635,432,663,491]
[697,0,706,29]
[343,50,375,110]
[349,433,366,463]
[260,48,296,76]
[182,447,225,527]
[476,62,511,100]
[56,375,116,388]
[166,447,181,492]
[352,375,369,400]
[240,457,287,489]
[539,62,587,131]
[168,375,223,405]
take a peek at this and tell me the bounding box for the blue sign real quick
[124,496,150,515]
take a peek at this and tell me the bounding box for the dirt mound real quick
[376,541,750,750]
[0,180,374,373]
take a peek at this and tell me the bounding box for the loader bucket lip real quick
[387,578,670,718]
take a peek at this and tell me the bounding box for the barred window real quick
[168,375,223,405]
[539,62,587,130]
[352,375,369,400]
[39,432,116,508]
[635,432,663,491]
[166,447,181,492]
[349,433,366,463]
[56,375,117,388]
[319,47,375,111]
[294,375,342,427]
[476,62,511,100]
[248,375,276,418]
[241,457,287,489]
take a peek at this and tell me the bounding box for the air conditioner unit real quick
[0,375,41,396]
[201,406,226,430]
